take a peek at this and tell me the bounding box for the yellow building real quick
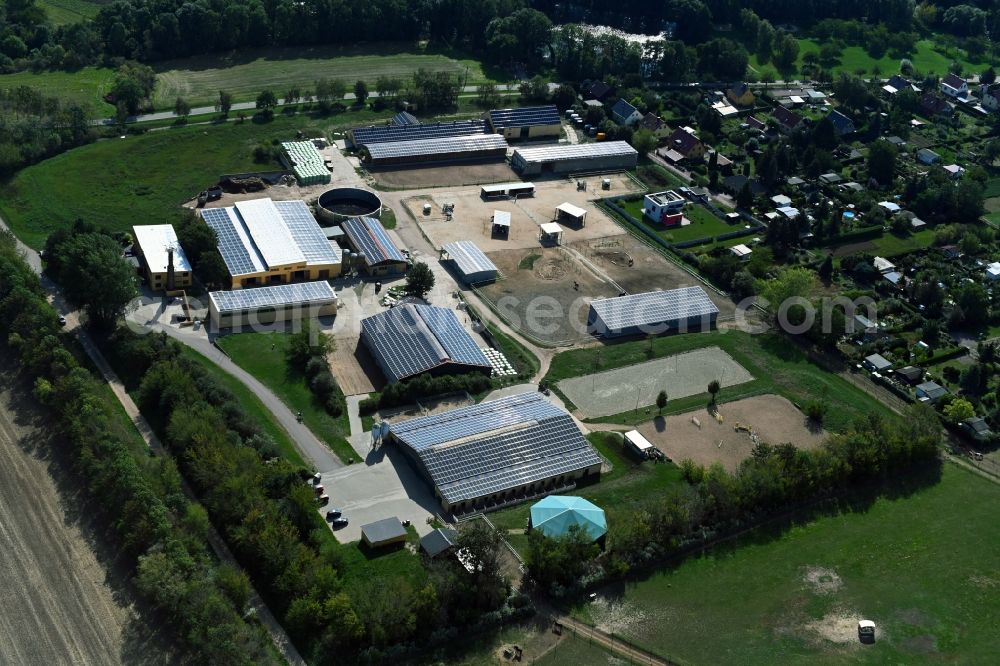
[200,198,342,289]
[486,105,563,140]
[132,224,193,291]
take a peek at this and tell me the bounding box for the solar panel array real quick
[442,241,497,281]
[365,133,508,162]
[389,393,601,505]
[513,140,638,164]
[391,111,420,126]
[488,105,561,129]
[341,216,405,266]
[209,280,336,315]
[590,286,719,332]
[350,119,487,148]
[201,207,267,277]
[273,200,342,266]
[361,304,490,383]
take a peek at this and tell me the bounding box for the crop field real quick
[572,463,1000,665]
[152,44,499,109]
[0,112,392,249]
[38,0,105,25]
[0,350,174,665]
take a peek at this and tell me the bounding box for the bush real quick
[804,400,828,423]
[309,369,338,402]
[304,355,327,381]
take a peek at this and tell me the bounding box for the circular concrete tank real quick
[316,187,382,224]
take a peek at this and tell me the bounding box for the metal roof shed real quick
[492,210,512,236]
[360,517,408,548]
[420,527,459,558]
[555,202,588,227]
[441,240,498,284]
[588,287,719,338]
[539,222,563,245]
[624,430,654,458]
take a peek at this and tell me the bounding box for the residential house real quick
[916,381,948,403]
[916,148,941,165]
[746,115,765,130]
[585,80,614,101]
[962,417,993,442]
[611,98,643,126]
[726,82,755,107]
[920,94,954,118]
[827,109,856,135]
[942,164,965,179]
[940,73,968,99]
[864,353,892,373]
[665,127,705,161]
[886,75,919,94]
[639,112,666,133]
[772,106,804,133]
[982,84,1000,112]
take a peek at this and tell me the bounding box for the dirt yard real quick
[329,336,384,396]
[0,352,175,665]
[477,246,620,344]
[637,394,827,471]
[408,174,642,253]
[570,235,737,320]
[371,162,519,189]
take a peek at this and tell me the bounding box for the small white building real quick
[771,194,792,207]
[132,224,192,291]
[643,190,686,222]
[873,256,896,274]
[539,222,563,245]
[942,164,965,179]
[730,244,753,261]
[986,262,1000,281]
[878,201,901,215]
[624,430,655,458]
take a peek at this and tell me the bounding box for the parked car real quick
[325,509,342,520]
[312,472,322,484]
[317,494,329,505]
[331,517,348,528]
[58,315,67,326]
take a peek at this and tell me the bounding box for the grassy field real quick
[570,463,1000,665]
[37,0,104,25]
[0,111,393,249]
[536,634,616,665]
[488,431,686,553]
[750,37,991,80]
[545,330,882,433]
[176,346,305,466]
[0,66,114,115]
[152,44,501,109]
[216,331,355,464]
[620,198,734,244]
[829,228,937,258]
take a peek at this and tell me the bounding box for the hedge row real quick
[360,371,494,415]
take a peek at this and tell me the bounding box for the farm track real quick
[0,354,173,666]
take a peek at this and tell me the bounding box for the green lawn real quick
[175,346,305,466]
[488,431,686,551]
[216,331,355,464]
[536,634,615,665]
[0,66,115,115]
[570,463,1000,665]
[152,43,501,109]
[750,37,990,80]
[37,0,104,25]
[545,330,882,433]
[620,198,735,244]
[0,111,392,249]
[828,228,937,258]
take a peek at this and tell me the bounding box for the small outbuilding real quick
[529,496,607,543]
[916,381,948,403]
[360,517,408,548]
[864,353,892,372]
[420,527,460,558]
[555,202,588,227]
[491,210,512,236]
[539,222,563,245]
[624,430,655,459]
[441,240,498,284]
[132,224,192,291]
[730,244,753,261]
[895,366,923,384]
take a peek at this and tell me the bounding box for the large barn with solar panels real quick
[360,133,509,167]
[360,303,491,384]
[200,197,341,289]
[485,105,562,140]
[388,392,602,514]
[340,216,408,275]
[588,286,719,338]
[208,281,338,329]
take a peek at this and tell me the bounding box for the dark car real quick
[325,509,342,520]
[331,517,349,529]
[58,315,67,326]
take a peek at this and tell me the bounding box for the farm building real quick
[360,517,408,548]
[491,210,512,236]
[481,182,535,199]
[132,224,192,291]
[643,190,686,222]
[539,222,563,245]
[360,133,509,167]
[440,241,498,284]
[340,216,408,275]
[420,527,459,558]
[201,198,342,289]
[387,392,602,514]
[588,286,719,338]
[554,202,588,227]
[486,105,562,140]
[511,141,638,176]
[528,496,607,543]
[360,303,491,383]
[624,430,654,458]
[280,141,330,186]
[207,281,337,329]
[346,119,487,150]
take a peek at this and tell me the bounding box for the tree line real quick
[0,86,95,176]
[0,230,278,663]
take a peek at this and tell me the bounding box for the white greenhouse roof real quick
[209,281,336,315]
[590,287,718,332]
[513,140,637,165]
[540,222,562,234]
[133,224,192,274]
[492,210,512,227]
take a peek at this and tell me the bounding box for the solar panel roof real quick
[391,111,420,126]
[350,119,487,148]
[590,286,718,332]
[341,216,405,266]
[201,207,267,277]
[273,200,342,266]
[442,241,497,280]
[361,303,489,383]
[513,140,637,164]
[364,133,508,161]
[488,105,561,129]
[233,199,304,268]
[209,280,336,315]
[389,393,601,505]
